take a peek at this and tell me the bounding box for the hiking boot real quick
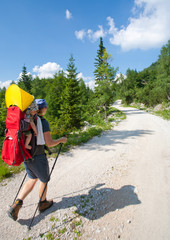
[38,199,53,213]
[7,199,23,221]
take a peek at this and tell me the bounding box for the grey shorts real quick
[24,154,50,183]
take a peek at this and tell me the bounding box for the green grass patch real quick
[0,158,25,182]
[49,216,55,222]
[46,231,54,240]
[154,109,170,120]
[74,230,82,237]
[58,227,66,235]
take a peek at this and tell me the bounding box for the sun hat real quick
[29,100,38,111]
[35,99,47,109]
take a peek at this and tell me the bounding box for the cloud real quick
[75,29,86,40]
[77,72,95,89]
[75,0,170,50]
[108,0,170,50]
[66,9,72,20]
[0,80,13,89]
[86,79,95,89]
[75,25,106,42]
[33,62,62,79]
[18,71,32,80]
[115,73,127,83]
[87,25,106,42]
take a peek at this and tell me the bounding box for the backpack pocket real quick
[1,130,31,166]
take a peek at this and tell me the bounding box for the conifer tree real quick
[94,39,118,118]
[46,71,67,118]
[60,55,81,130]
[94,37,105,82]
[18,65,32,93]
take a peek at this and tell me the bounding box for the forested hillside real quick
[0,39,169,137]
[118,40,170,106]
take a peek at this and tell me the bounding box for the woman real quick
[7,99,67,221]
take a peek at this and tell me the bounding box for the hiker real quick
[7,99,67,221]
[23,100,38,150]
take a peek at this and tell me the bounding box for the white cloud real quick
[66,9,72,20]
[87,25,106,42]
[75,29,86,40]
[75,25,106,42]
[86,79,95,89]
[75,0,170,50]
[33,62,62,79]
[0,80,13,89]
[115,73,127,83]
[18,71,32,79]
[108,0,170,50]
[77,72,95,89]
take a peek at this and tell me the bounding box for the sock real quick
[16,199,23,205]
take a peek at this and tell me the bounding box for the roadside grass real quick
[0,160,25,183]
[124,102,170,121]
[0,107,126,182]
[153,109,170,120]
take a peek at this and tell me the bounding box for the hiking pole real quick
[28,143,63,230]
[13,172,27,204]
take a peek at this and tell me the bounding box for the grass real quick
[0,160,25,182]
[58,227,67,235]
[0,107,126,182]
[46,232,54,240]
[154,109,170,120]
[123,101,170,121]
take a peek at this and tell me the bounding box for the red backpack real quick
[1,106,32,166]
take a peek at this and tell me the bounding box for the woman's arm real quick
[44,131,67,147]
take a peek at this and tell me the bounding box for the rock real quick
[154,104,162,111]
[96,228,101,233]
[70,222,75,230]
[140,103,145,109]
[134,187,138,194]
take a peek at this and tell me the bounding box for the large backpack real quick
[1,106,32,166]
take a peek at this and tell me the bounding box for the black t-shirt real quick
[41,117,51,133]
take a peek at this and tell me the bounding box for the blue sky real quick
[0,0,170,89]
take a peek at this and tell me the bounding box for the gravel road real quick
[0,100,170,240]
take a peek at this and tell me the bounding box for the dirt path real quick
[0,100,170,240]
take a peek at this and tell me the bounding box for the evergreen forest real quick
[0,38,169,138]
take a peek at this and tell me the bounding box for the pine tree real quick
[60,55,81,130]
[46,71,67,118]
[94,37,105,82]
[94,40,118,118]
[18,65,32,93]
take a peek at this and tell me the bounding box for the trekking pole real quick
[13,172,27,204]
[28,143,63,230]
